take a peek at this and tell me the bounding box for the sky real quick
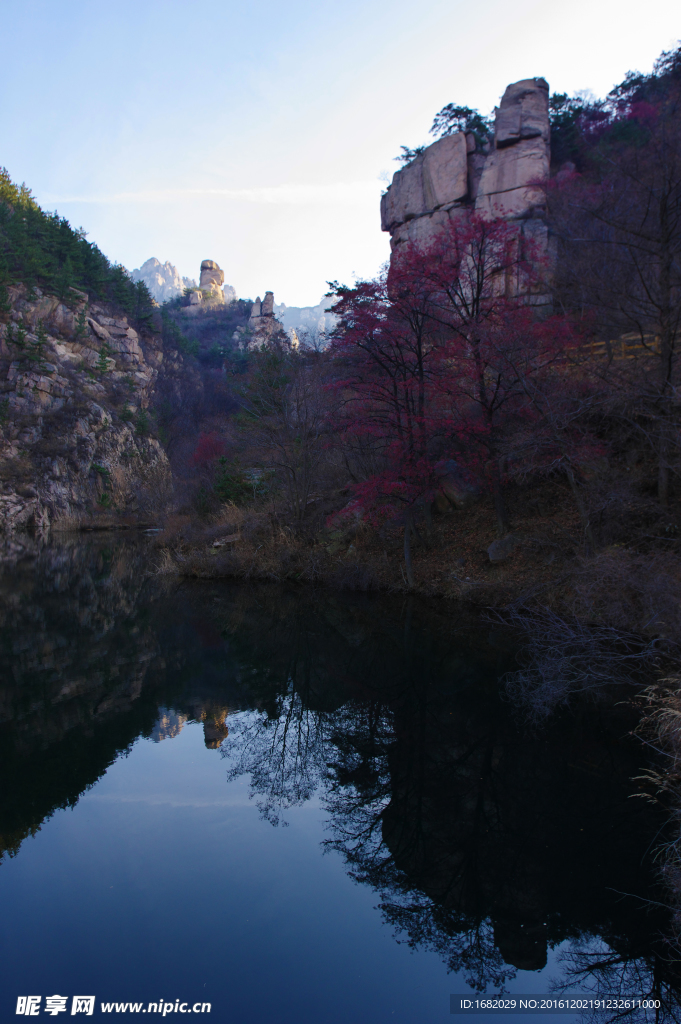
[0,0,679,307]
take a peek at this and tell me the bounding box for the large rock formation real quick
[131,258,196,303]
[199,259,225,299]
[475,78,549,220]
[233,291,290,351]
[381,78,550,252]
[183,261,238,314]
[0,283,177,535]
[381,133,469,247]
[133,257,237,308]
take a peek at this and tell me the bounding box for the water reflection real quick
[0,536,679,1018]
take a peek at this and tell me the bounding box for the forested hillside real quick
[0,171,183,535]
[0,169,154,323]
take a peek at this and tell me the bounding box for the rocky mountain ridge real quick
[131,257,197,303]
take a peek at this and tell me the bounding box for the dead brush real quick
[494,606,664,721]
[546,549,681,640]
[635,678,681,939]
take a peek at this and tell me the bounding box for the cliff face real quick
[381,78,550,252]
[0,284,179,536]
[131,257,197,303]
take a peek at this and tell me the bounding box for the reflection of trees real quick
[224,694,331,826]
[322,699,517,991]
[326,752,515,990]
[553,938,681,1024]
[2,546,680,1014]
[220,648,678,1002]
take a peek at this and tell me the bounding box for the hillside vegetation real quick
[0,168,154,323]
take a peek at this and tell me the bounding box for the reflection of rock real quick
[202,709,229,749]
[151,709,188,742]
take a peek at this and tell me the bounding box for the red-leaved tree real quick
[191,431,227,466]
[329,213,565,580]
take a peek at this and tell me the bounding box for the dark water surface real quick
[0,535,678,1023]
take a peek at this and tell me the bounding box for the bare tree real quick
[237,349,333,522]
[549,62,681,504]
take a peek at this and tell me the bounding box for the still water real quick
[0,535,678,1023]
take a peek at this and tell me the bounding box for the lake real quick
[0,535,678,1023]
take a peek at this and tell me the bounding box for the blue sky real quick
[0,0,678,305]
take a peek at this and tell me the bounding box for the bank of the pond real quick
[151,487,681,643]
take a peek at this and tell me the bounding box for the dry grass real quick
[635,679,681,939]
[149,481,681,639]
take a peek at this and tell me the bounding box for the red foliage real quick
[328,214,575,532]
[191,431,226,466]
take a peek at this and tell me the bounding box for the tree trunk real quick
[658,435,670,507]
[423,499,434,547]
[403,517,414,588]
[657,389,672,507]
[489,460,510,537]
[565,464,596,556]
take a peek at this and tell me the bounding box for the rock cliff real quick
[233,290,291,350]
[199,259,225,299]
[381,78,550,252]
[0,283,182,536]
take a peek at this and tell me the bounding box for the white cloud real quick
[43,180,383,207]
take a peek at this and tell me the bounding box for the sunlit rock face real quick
[131,258,196,303]
[380,133,469,235]
[475,78,549,219]
[199,260,225,300]
[235,290,291,351]
[381,77,550,255]
[131,258,237,307]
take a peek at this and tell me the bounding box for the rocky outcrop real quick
[131,257,196,303]
[182,261,238,315]
[475,78,549,219]
[381,77,550,252]
[0,284,174,534]
[132,258,237,308]
[381,133,469,246]
[233,291,290,351]
[199,259,225,299]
